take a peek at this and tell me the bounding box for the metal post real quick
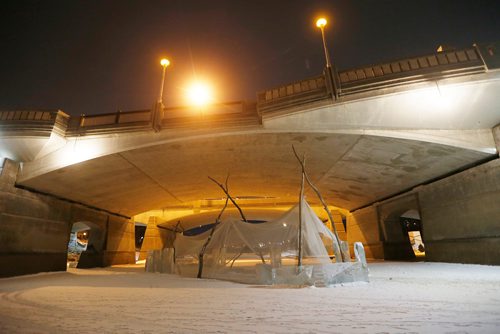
[158,64,167,104]
[319,25,339,99]
[320,27,332,68]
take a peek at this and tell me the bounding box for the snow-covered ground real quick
[1,261,499,333]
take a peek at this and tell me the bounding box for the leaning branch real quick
[292,145,346,262]
[208,176,266,264]
[208,176,247,222]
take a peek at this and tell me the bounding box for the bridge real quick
[1,43,499,277]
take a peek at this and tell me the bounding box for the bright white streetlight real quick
[186,81,213,106]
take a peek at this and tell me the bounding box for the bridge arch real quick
[67,221,105,269]
[378,194,422,260]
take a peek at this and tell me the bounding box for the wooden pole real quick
[197,176,230,278]
[298,155,305,270]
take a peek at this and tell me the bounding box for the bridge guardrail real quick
[0,110,68,136]
[339,47,485,95]
[0,110,54,122]
[65,109,153,135]
[256,76,329,113]
[76,109,152,128]
[257,46,488,113]
[159,101,261,128]
[64,101,260,134]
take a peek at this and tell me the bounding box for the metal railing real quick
[76,109,152,128]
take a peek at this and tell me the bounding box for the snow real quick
[1,261,500,333]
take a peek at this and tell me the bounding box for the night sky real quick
[1,0,499,116]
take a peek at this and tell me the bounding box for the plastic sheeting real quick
[149,198,369,286]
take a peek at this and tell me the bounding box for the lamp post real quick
[153,58,170,132]
[158,58,170,104]
[316,18,331,68]
[315,17,338,99]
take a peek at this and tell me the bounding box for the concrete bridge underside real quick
[14,131,495,216]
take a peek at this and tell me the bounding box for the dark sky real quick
[1,0,499,116]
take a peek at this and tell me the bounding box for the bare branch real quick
[292,145,346,262]
[208,176,247,222]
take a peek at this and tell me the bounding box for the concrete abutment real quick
[0,159,135,278]
[348,157,500,265]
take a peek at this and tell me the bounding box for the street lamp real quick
[316,17,331,68]
[153,58,170,132]
[158,58,170,104]
[315,17,338,99]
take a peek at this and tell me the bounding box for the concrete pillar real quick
[347,206,384,259]
[138,216,173,261]
[493,124,500,152]
[104,215,135,266]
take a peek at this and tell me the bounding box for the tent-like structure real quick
[148,198,369,286]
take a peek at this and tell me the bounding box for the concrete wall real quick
[0,159,135,277]
[419,158,500,265]
[348,157,500,265]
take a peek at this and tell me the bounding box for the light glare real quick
[186,82,213,106]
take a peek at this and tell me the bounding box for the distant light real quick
[316,18,327,28]
[160,58,170,67]
[283,223,287,227]
[186,81,213,106]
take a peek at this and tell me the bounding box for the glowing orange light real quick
[316,17,327,28]
[160,58,170,67]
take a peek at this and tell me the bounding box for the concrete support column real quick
[347,206,384,259]
[493,124,500,152]
[104,216,136,266]
[138,216,175,261]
